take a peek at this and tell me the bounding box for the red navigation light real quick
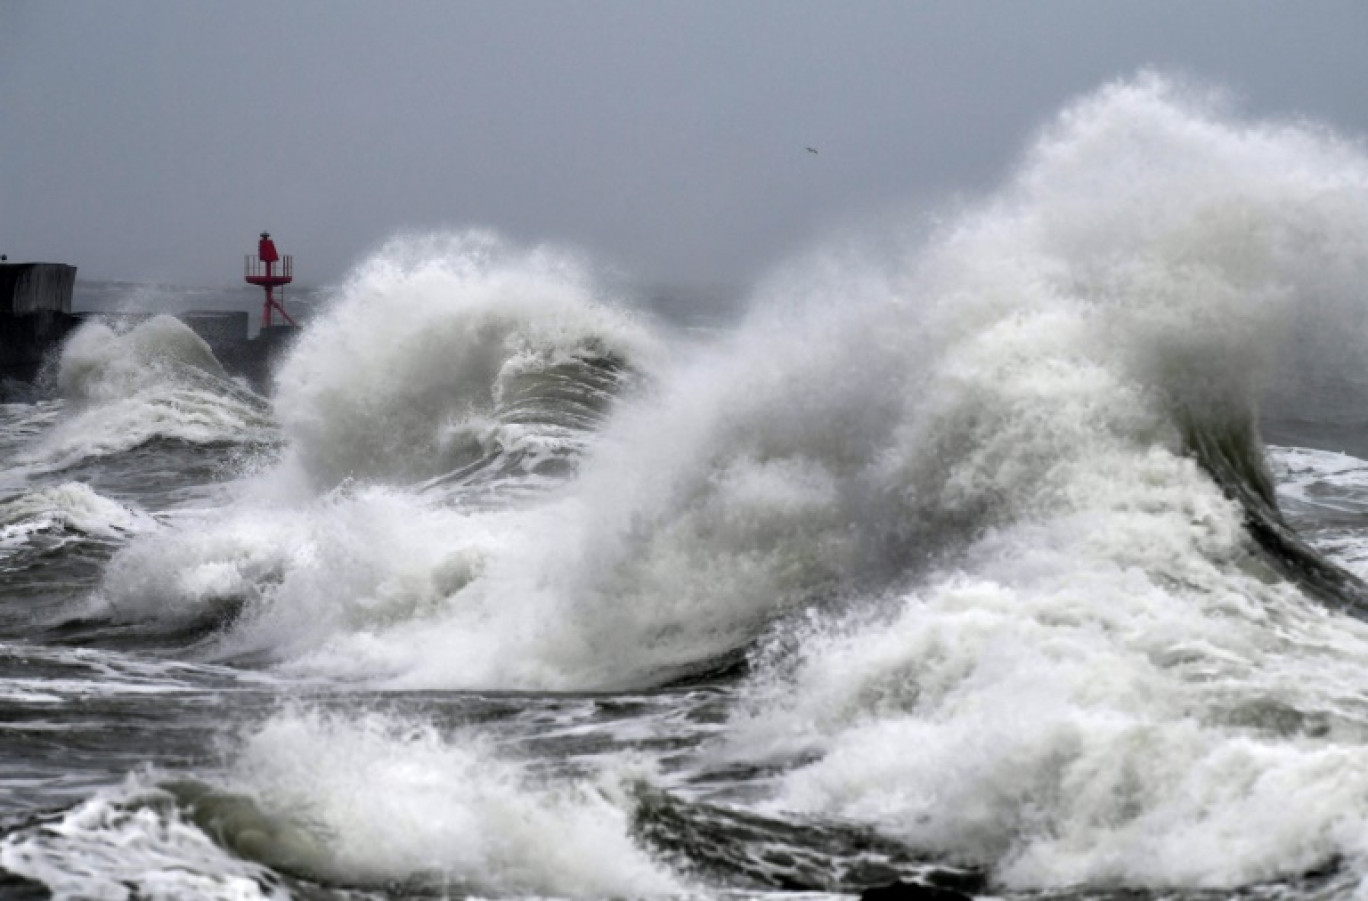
[244,231,296,329]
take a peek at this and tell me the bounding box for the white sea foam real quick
[0,641,284,713]
[0,784,287,901]
[21,316,274,470]
[96,481,522,662]
[215,707,683,897]
[0,482,155,549]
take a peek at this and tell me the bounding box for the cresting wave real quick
[74,73,1368,895]
[92,235,662,660]
[717,75,1368,892]
[271,231,658,491]
[20,315,274,471]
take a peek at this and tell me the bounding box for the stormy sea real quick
[8,77,1368,900]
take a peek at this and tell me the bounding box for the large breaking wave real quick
[74,74,1368,894]
[272,231,658,492]
[714,75,1368,892]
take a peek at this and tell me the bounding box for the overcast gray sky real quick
[3,1,1368,293]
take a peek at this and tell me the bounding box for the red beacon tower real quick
[244,232,297,328]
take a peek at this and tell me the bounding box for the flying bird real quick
[806,146,819,154]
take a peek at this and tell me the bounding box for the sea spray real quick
[715,74,1368,891]
[293,69,1368,692]
[271,230,659,489]
[21,315,274,470]
[93,234,662,671]
[95,74,1368,703]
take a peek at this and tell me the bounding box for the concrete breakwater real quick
[0,263,294,390]
[0,263,79,381]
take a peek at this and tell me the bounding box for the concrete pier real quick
[0,263,79,381]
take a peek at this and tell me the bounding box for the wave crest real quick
[21,316,273,470]
[272,231,658,490]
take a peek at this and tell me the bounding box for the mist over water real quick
[7,74,1368,898]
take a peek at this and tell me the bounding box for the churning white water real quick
[24,315,274,472]
[715,75,1368,890]
[9,73,1368,898]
